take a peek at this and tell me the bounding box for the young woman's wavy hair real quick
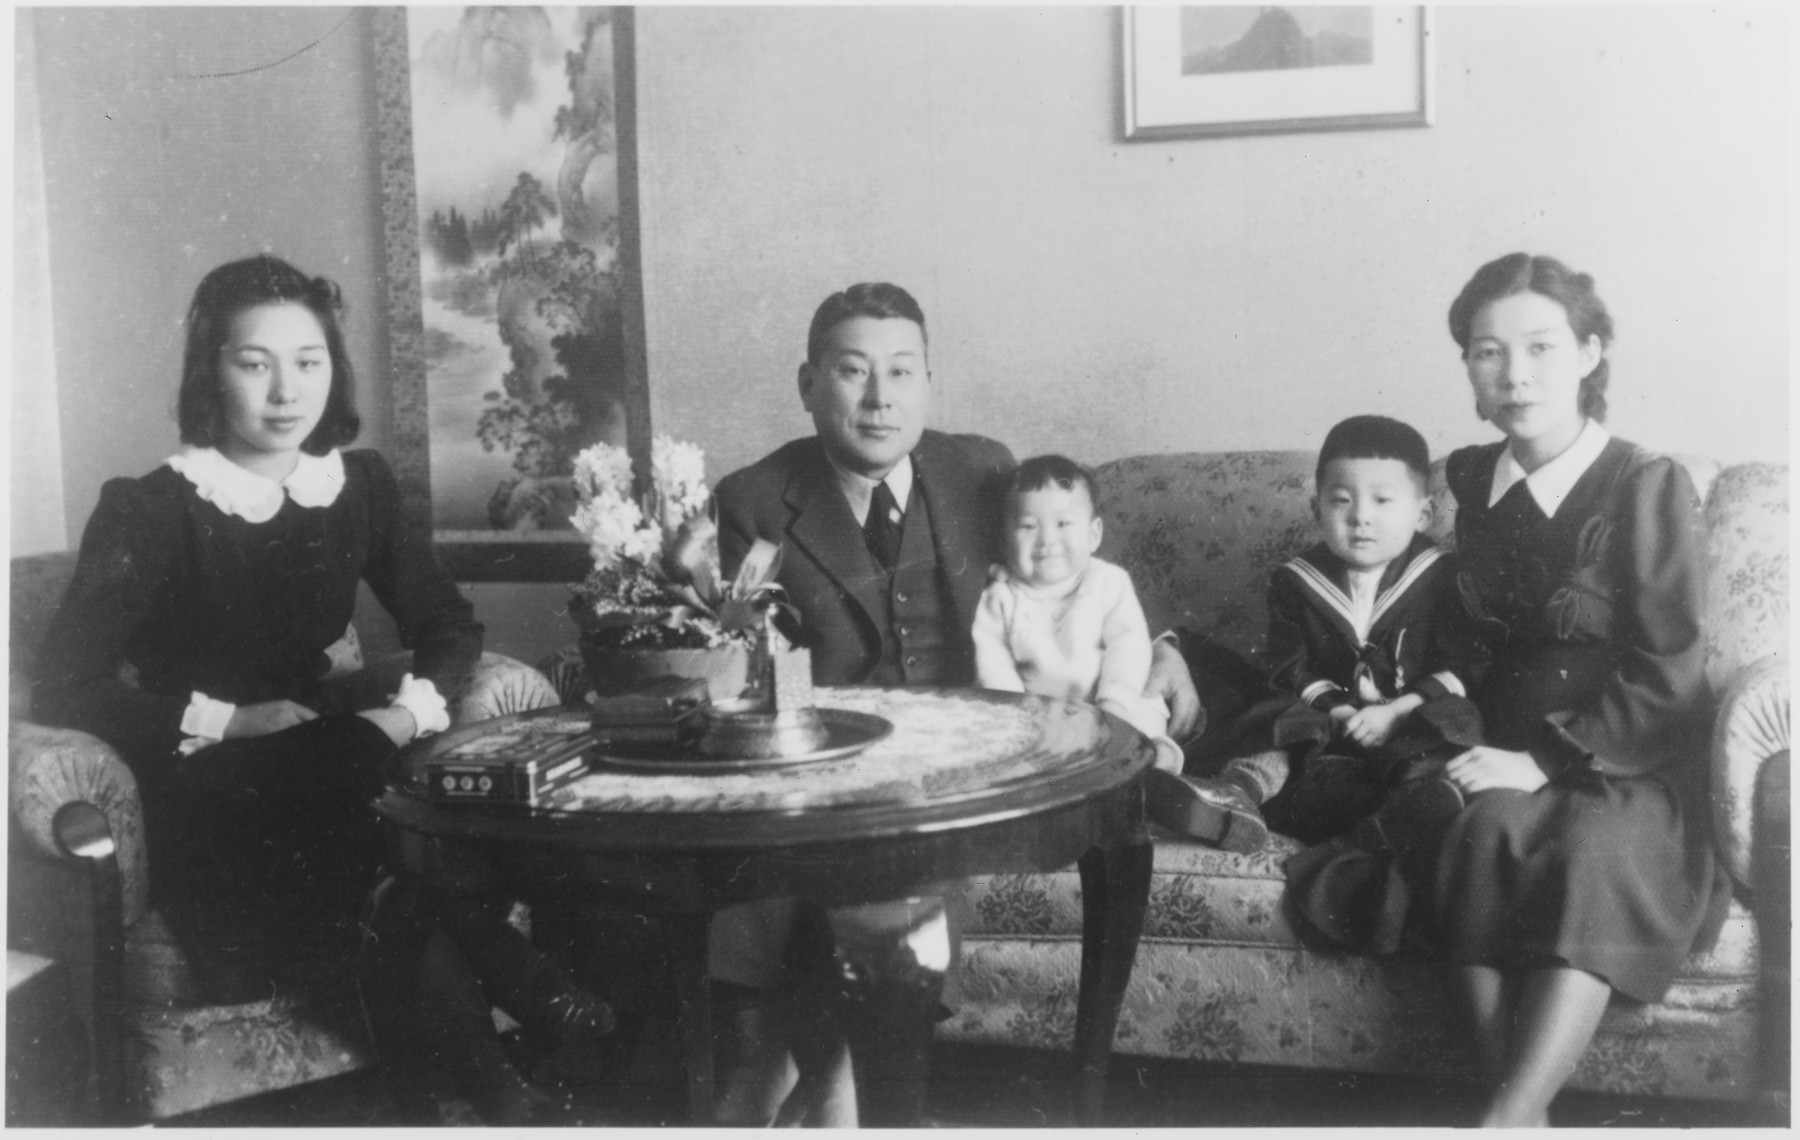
[1447,253,1615,422]
[176,254,361,453]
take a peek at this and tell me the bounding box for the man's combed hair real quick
[1316,415,1432,488]
[1007,454,1102,516]
[806,282,928,365]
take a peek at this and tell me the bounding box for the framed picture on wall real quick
[1122,6,1432,140]
[372,7,651,581]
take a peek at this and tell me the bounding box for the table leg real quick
[1074,838,1153,1125]
[668,912,715,1125]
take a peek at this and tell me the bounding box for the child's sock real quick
[1219,749,1289,804]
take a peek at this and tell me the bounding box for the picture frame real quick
[1122,6,1432,141]
[371,6,652,582]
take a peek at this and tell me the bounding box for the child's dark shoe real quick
[1362,777,1465,858]
[1146,769,1269,853]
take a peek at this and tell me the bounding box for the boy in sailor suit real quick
[1164,415,1484,854]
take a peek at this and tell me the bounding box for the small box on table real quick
[426,719,593,802]
[589,675,711,746]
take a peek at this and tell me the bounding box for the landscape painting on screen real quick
[1180,7,1373,75]
[407,6,629,533]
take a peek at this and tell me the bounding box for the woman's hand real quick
[1148,639,1205,740]
[225,700,317,739]
[357,706,418,748]
[1445,746,1549,795]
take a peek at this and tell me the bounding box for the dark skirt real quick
[128,714,398,996]
[1422,769,1730,1004]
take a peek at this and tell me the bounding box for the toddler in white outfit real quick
[972,455,1184,773]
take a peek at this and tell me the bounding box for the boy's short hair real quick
[806,282,928,365]
[1007,454,1101,516]
[1316,415,1431,490]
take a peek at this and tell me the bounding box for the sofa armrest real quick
[1711,654,1790,896]
[7,721,149,930]
[358,651,562,725]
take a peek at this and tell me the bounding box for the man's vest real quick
[865,484,965,687]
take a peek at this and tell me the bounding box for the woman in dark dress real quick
[1431,254,1731,1125]
[34,255,612,1122]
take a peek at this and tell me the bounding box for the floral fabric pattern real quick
[129,993,370,1120]
[1702,462,1788,689]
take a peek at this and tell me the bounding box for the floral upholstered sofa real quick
[944,450,1789,1107]
[7,551,561,1122]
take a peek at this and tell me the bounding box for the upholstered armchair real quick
[7,551,562,1122]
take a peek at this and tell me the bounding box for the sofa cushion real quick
[1094,453,1320,660]
[1702,462,1789,690]
[963,832,1760,999]
[957,834,1762,1101]
[949,935,1761,1101]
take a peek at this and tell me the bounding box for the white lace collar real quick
[166,447,346,523]
[1488,419,1611,519]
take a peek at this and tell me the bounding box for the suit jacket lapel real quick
[782,442,889,633]
[912,433,992,632]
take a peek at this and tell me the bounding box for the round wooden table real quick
[376,686,1155,1125]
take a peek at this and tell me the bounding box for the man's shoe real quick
[1145,769,1269,853]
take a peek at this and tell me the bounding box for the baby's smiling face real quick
[1005,481,1103,589]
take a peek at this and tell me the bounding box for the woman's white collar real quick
[166,447,346,522]
[1488,421,1611,518]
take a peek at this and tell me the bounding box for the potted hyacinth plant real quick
[566,436,782,699]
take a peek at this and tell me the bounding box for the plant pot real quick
[577,635,752,702]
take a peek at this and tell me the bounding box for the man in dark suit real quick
[715,286,1013,689]
[707,283,1199,1125]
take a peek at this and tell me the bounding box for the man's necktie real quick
[864,480,902,571]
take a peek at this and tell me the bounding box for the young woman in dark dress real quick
[34,255,612,1122]
[1432,253,1731,1125]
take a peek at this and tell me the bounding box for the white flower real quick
[570,493,660,570]
[571,442,635,504]
[651,435,710,529]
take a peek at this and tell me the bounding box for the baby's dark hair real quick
[1007,454,1101,516]
[1316,415,1431,489]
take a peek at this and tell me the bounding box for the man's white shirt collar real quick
[829,453,914,527]
[166,446,346,523]
[1487,419,1610,519]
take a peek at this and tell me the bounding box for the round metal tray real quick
[591,707,894,773]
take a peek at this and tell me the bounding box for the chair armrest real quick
[1711,654,1790,895]
[7,721,149,929]
[359,651,562,725]
[454,652,562,722]
[538,645,589,707]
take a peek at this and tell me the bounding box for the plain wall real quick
[635,5,1790,481]
[13,6,1790,667]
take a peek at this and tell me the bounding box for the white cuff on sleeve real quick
[1300,680,1342,707]
[1430,671,1466,698]
[390,674,450,738]
[178,691,236,755]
